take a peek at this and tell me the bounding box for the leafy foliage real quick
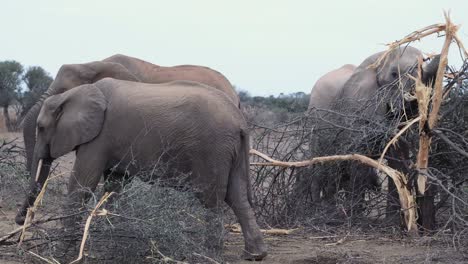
[0,60,52,131]
[19,66,53,116]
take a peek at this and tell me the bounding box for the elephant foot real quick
[15,213,26,225]
[15,206,30,225]
[242,249,267,261]
[242,240,267,261]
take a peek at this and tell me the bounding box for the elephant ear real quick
[342,66,379,100]
[340,65,387,117]
[46,84,107,158]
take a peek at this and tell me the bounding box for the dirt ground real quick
[1,132,467,264]
[224,232,467,264]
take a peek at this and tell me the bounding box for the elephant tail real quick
[234,129,254,207]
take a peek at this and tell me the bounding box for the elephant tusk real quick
[34,159,43,182]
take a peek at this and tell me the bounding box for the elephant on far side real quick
[308,64,356,110]
[20,79,267,260]
[305,46,440,214]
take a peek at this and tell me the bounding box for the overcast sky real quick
[1,1,467,96]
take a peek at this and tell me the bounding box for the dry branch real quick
[0,224,31,244]
[70,192,114,264]
[18,173,66,246]
[368,11,467,232]
[249,149,418,234]
[415,13,457,197]
[225,223,298,235]
[378,116,421,165]
[28,251,61,264]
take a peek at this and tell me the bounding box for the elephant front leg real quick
[62,146,108,230]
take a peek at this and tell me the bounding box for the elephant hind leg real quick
[225,168,267,260]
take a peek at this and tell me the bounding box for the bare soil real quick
[224,232,467,264]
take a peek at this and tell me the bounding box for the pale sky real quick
[1,1,467,96]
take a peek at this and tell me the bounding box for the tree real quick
[0,61,24,131]
[20,66,53,117]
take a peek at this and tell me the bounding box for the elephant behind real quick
[304,46,439,212]
[22,79,267,260]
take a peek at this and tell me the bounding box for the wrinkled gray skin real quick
[23,79,266,260]
[307,46,440,205]
[308,64,357,110]
[16,54,239,225]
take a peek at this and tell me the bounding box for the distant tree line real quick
[238,89,310,113]
[0,60,53,131]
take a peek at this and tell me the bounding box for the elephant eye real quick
[391,71,399,78]
[37,124,45,132]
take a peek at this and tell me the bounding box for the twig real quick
[325,233,350,246]
[18,173,67,246]
[70,192,114,264]
[434,129,468,159]
[28,251,61,264]
[225,223,298,235]
[0,224,31,244]
[149,240,189,264]
[0,213,85,245]
[193,253,220,264]
[378,116,421,166]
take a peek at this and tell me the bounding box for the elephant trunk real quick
[422,54,441,86]
[22,90,51,171]
[15,139,53,225]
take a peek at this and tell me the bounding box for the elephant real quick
[304,46,440,215]
[308,64,356,110]
[16,54,239,224]
[19,78,267,260]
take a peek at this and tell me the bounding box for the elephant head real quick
[341,46,440,120]
[22,61,139,169]
[304,46,440,208]
[16,84,107,224]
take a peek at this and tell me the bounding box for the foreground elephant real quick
[17,54,239,223]
[22,54,239,171]
[21,79,267,260]
[306,46,440,208]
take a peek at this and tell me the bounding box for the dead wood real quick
[249,149,418,235]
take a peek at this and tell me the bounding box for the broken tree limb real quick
[225,223,298,235]
[416,13,456,197]
[0,212,85,245]
[249,149,418,235]
[70,192,114,264]
[378,116,421,166]
[370,11,465,232]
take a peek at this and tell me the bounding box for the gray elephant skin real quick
[22,79,267,260]
[306,46,439,210]
[16,54,239,225]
